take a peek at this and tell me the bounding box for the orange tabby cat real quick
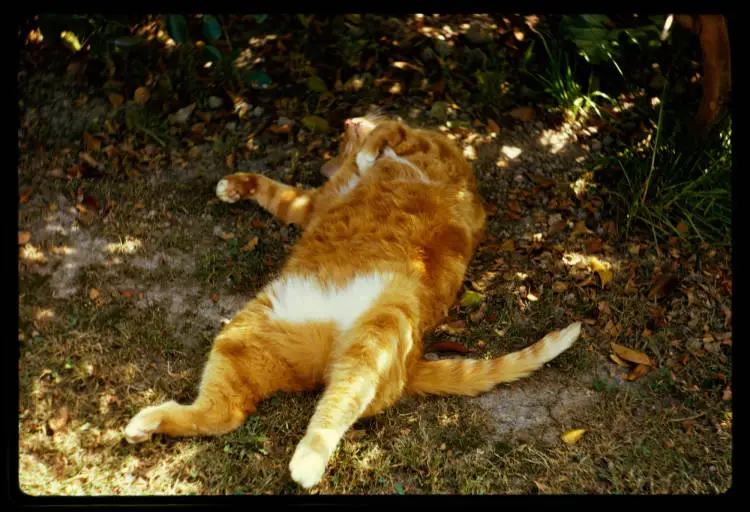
[124,116,581,489]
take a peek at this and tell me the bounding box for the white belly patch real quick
[266,273,394,331]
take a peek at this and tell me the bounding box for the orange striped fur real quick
[125,116,581,489]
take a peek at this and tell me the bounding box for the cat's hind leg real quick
[124,348,254,443]
[288,300,414,488]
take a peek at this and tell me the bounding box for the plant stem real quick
[640,78,668,206]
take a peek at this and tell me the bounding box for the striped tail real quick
[216,173,317,226]
[406,322,581,397]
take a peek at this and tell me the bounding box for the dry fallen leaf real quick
[487,118,501,134]
[83,131,101,151]
[571,220,593,238]
[89,288,100,301]
[500,239,515,252]
[561,428,586,444]
[18,231,31,245]
[588,256,613,288]
[108,93,124,108]
[551,281,568,293]
[647,274,679,300]
[508,106,535,121]
[611,342,653,367]
[609,353,630,367]
[425,341,477,354]
[134,86,150,104]
[211,293,219,303]
[48,406,69,433]
[625,364,652,381]
[19,187,33,203]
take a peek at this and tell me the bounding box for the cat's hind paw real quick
[123,401,176,444]
[289,440,328,489]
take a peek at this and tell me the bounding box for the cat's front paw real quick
[124,401,175,444]
[289,439,328,489]
[216,174,260,203]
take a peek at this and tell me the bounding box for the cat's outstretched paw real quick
[124,401,175,444]
[216,174,259,203]
[355,150,377,173]
[289,439,328,489]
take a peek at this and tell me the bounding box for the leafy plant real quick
[560,14,666,77]
[534,35,615,121]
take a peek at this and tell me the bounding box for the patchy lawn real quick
[18,14,731,496]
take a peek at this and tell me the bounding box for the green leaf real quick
[306,75,328,93]
[202,15,222,42]
[245,71,272,89]
[460,290,484,309]
[297,14,311,27]
[166,14,188,45]
[253,14,268,24]
[204,44,222,62]
[302,115,329,133]
[394,483,405,495]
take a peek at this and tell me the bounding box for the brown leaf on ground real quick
[508,106,535,121]
[469,302,488,322]
[48,406,69,433]
[79,152,101,169]
[134,86,150,104]
[507,200,521,214]
[438,320,467,335]
[624,278,638,294]
[723,387,732,401]
[267,124,293,134]
[499,239,515,252]
[648,274,679,300]
[571,220,593,238]
[425,341,477,354]
[89,288,100,301]
[211,293,219,303]
[18,231,31,245]
[587,238,603,253]
[108,93,124,108]
[625,364,652,381]
[549,220,567,233]
[19,187,33,204]
[526,173,556,188]
[120,289,134,297]
[551,281,568,293]
[609,353,630,367]
[611,342,653,367]
[83,131,101,152]
[487,118,501,134]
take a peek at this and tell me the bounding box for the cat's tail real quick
[406,322,581,397]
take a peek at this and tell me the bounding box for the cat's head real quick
[321,114,391,178]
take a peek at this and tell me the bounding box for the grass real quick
[601,84,732,246]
